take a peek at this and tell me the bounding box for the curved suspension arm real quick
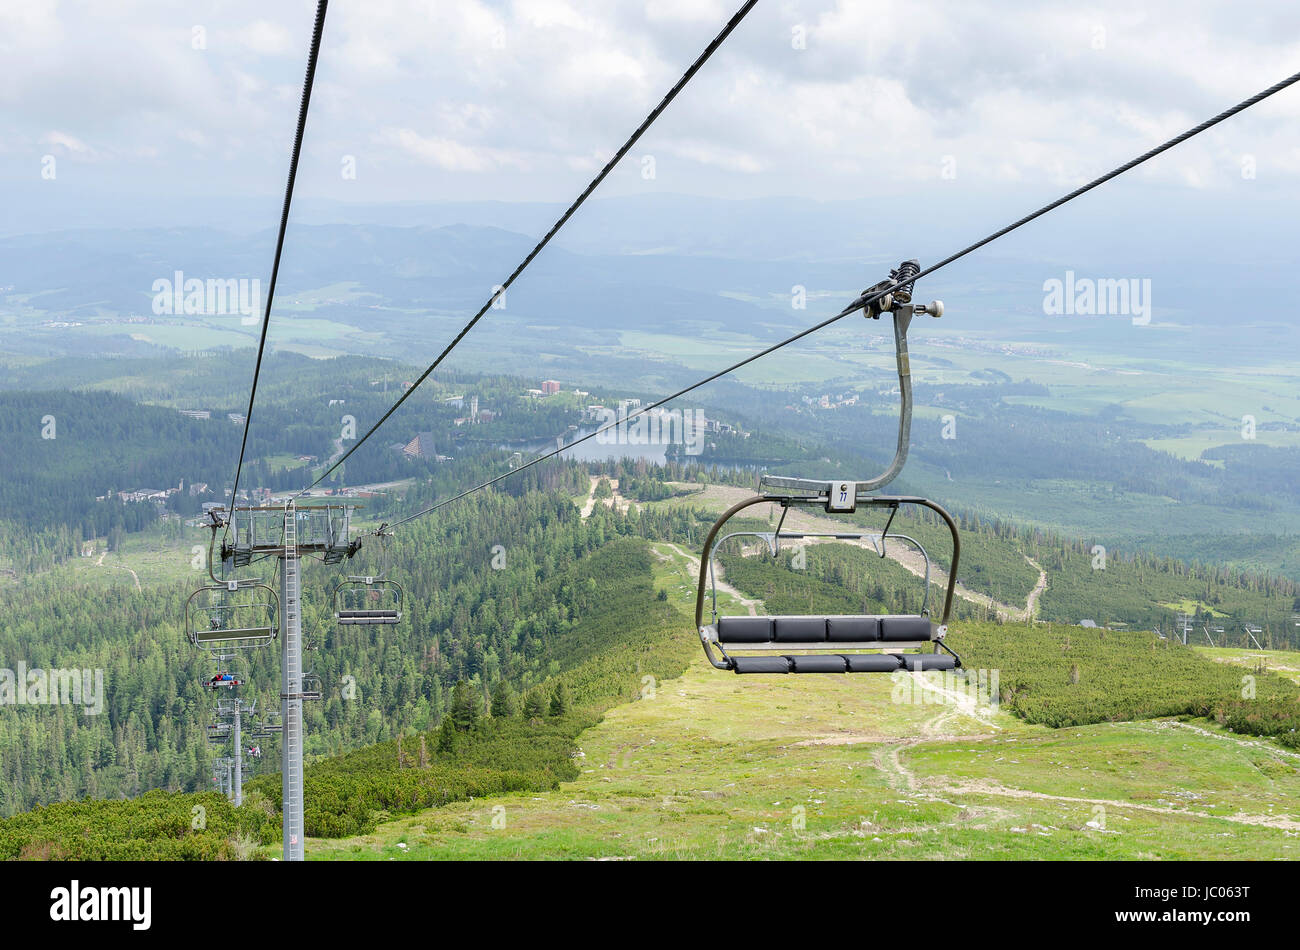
[208,522,223,584]
[869,308,916,493]
[761,306,922,497]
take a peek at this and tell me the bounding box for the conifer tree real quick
[436,715,458,755]
[450,680,478,731]
[490,680,517,719]
[523,689,547,720]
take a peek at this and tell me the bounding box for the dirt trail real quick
[937,780,1300,831]
[1023,556,1048,619]
[872,672,1002,793]
[95,551,141,592]
[872,702,1300,832]
[654,542,764,617]
[580,476,635,519]
[1150,719,1300,763]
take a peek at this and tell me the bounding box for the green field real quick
[1195,645,1300,685]
[309,652,1300,860]
[3,521,211,594]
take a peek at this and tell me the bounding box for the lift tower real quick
[212,695,256,806]
[220,501,358,860]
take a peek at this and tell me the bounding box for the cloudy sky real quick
[4,0,1300,224]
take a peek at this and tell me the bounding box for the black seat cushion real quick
[787,654,847,674]
[716,616,773,643]
[843,653,904,673]
[898,653,957,672]
[773,616,828,643]
[879,616,933,642]
[827,616,880,642]
[731,655,791,674]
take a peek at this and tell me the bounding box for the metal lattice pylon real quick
[281,502,304,861]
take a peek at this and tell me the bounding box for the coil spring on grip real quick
[890,260,920,305]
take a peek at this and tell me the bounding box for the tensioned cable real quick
[300,0,759,495]
[224,0,328,543]
[384,66,1300,531]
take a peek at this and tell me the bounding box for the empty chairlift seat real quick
[693,485,965,676]
[690,268,966,676]
[332,608,397,623]
[334,577,404,625]
[709,614,957,675]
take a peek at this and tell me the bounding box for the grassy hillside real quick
[309,653,1300,861]
[5,523,1299,860]
[949,622,1298,729]
[309,550,1300,861]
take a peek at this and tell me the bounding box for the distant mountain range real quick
[2,189,1296,359]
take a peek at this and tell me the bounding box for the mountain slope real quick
[309,548,1300,860]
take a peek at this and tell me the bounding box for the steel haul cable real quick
[384,66,1300,531]
[224,0,328,543]
[301,0,759,496]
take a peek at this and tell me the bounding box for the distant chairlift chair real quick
[333,576,404,625]
[299,671,324,702]
[693,261,962,674]
[332,527,404,625]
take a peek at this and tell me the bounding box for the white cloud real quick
[644,0,728,23]
[239,19,294,55]
[4,0,1300,207]
[663,140,762,174]
[40,130,100,160]
[376,127,534,172]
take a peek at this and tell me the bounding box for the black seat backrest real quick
[880,616,933,641]
[716,616,773,643]
[718,614,931,644]
[773,616,827,642]
[827,616,880,642]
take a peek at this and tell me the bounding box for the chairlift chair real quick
[333,576,403,625]
[697,493,962,674]
[693,262,962,674]
[300,671,323,701]
[186,580,279,648]
[250,709,283,737]
[333,529,404,624]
